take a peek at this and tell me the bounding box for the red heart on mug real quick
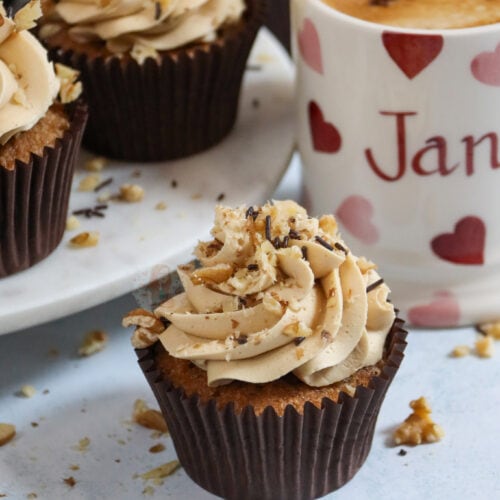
[308,101,342,153]
[431,216,486,265]
[298,18,323,74]
[336,195,379,245]
[408,291,461,327]
[471,42,500,86]
[382,32,444,79]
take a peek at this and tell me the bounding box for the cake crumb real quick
[133,400,168,434]
[475,336,494,358]
[66,216,80,231]
[120,184,144,203]
[0,423,16,446]
[477,321,500,340]
[78,174,101,192]
[149,443,165,454]
[450,345,470,358]
[69,231,100,248]
[139,460,180,485]
[142,485,155,496]
[394,397,444,446]
[78,330,108,357]
[155,202,167,211]
[73,437,90,453]
[85,156,107,172]
[19,385,36,398]
[63,477,76,488]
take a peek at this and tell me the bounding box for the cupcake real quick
[39,0,266,162]
[124,200,407,499]
[0,1,87,278]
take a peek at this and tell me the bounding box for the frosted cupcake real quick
[0,1,87,277]
[40,0,265,161]
[125,200,407,498]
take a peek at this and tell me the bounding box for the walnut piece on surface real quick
[450,345,471,358]
[78,174,101,192]
[19,385,36,398]
[78,330,108,357]
[123,308,166,349]
[477,321,500,340]
[0,423,16,446]
[393,397,444,446]
[139,460,180,486]
[133,400,168,434]
[120,184,145,203]
[85,156,107,172]
[69,231,100,248]
[475,336,494,358]
[66,216,80,231]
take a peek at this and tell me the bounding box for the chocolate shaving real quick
[315,235,334,251]
[366,278,384,293]
[93,177,113,192]
[334,242,348,254]
[301,246,308,261]
[265,215,272,242]
[294,337,305,346]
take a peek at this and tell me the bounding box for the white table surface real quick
[1,157,499,500]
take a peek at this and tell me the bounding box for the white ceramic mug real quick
[292,0,500,327]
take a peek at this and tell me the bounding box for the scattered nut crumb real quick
[139,460,180,486]
[97,191,112,203]
[78,174,101,192]
[155,202,167,211]
[133,400,168,433]
[19,385,36,398]
[69,465,80,471]
[69,231,100,248]
[149,443,165,454]
[120,184,144,203]
[394,397,444,446]
[78,330,108,357]
[0,423,16,446]
[27,493,38,499]
[142,485,155,496]
[63,477,76,488]
[14,0,42,31]
[450,345,471,358]
[55,63,82,103]
[475,336,494,358]
[72,437,90,453]
[66,216,80,231]
[191,193,202,200]
[85,156,107,172]
[477,321,500,340]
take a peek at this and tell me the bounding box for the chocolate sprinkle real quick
[334,242,348,254]
[273,236,281,249]
[301,246,308,261]
[216,193,225,202]
[366,278,385,293]
[398,449,407,456]
[245,206,254,219]
[171,180,178,188]
[289,229,301,240]
[154,1,162,20]
[247,264,259,271]
[237,335,248,345]
[294,336,305,346]
[282,235,289,248]
[94,177,113,192]
[265,215,272,242]
[73,204,108,219]
[315,235,334,251]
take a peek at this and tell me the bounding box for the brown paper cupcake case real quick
[0,101,88,277]
[136,318,407,500]
[47,0,266,162]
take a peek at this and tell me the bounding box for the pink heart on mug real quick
[382,32,444,79]
[408,291,461,327]
[431,216,486,265]
[308,101,342,153]
[298,18,323,74]
[471,43,500,86]
[336,195,379,245]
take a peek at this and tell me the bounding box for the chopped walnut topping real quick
[450,345,470,358]
[120,184,145,203]
[66,216,80,231]
[78,330,108,357]
[14,0,42,31]
[0,423,16,446]
[123,309,165,333]
[55,63,82,104]
[394,397,444,446]
[69,231,100,248]
[131,43,159,65]
[78,174,101,192]
[283,321,313,338]
[149,443,165,454]
[133,400,168,433]
[357,257,378,274]
[475,336,494,358]
[73,437,90,453]
[19,385,36,398]
[97,191,112,203]
[63,477,76,487]
[85,156,108,172]
[155,202,167,211]
[140,460,180,485]
[69,465,80,471]
[131,327,161,349]
[477,321,500,340]
[191,264,234,285]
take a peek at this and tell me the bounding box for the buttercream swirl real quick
[150,201,395,387]
[50,0,245,55]
[0,5,60,145]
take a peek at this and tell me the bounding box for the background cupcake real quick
[125,200,408,499]
[40,0,266,162]
[0,1,87,277]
